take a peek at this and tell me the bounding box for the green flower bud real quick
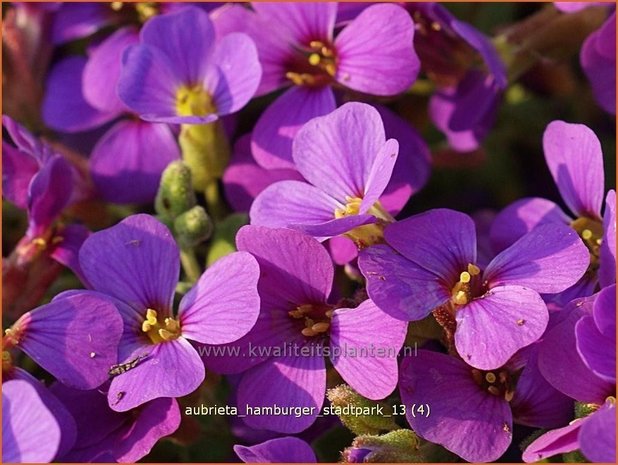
[326,384,398,435]
[342,430,422,463]
[155,161,196,223]
[575,401,600,419]
[174,206,213,249]
[206,213,248,265]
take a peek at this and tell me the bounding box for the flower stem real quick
[180,248,202,283]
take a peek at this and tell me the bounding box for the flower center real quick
[570,216,603,273]
[141,308,181,344]
[472,368,515,402]
[110,2,159,22]
[176,85,217,117]
[334,196,395,248]
[450,263,483,306]
[289,303,333,338]
[286,40,338,87]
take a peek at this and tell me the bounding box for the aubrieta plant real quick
[2,2,616,464]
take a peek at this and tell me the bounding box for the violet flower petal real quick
[49,224,91,284]
[90,120,180,204]
[2,379,61,463]
[543,120,605,219]
[581,13,616,115]
[108,337,204,412]
[117,44,186,123]
[222,133,303,212]
[484,223,589,294]
[250,180,340,231]
[237,225,333,305]
[522,420,582,462]
[455,285,549,370]
[359,244,450,321]
[252,86,336,171]
[510,346,573,428]
[293,102,386,202]
[16,293,123,389]
[79,214,179,311]
[205,33,262,116]
[490,197,571,252]
[26,155,73,238]
[579,402,616,462]
[384,208,477,281]
[234,437,317,463]
[400,351,512,462]
[538,300,614,403]
[330,299,407,399]
[83,26,139,114]
[1,141,39,209]
[361,139,399,212]
[599,190,616,287]
[140,7,215,85]
[42,56,118,133]
[179,251,260,345]
[334,4,418,95]
[237,352,326,433]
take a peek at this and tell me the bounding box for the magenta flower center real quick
[286,40,338,87]
[141,308,181,344]
[288,303,334,338]
[471,368,515,402]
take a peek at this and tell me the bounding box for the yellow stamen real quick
[453,291,468,305]
[308,53,321,66]
[467,263,481,276]
[141,308,181,344]
[485,372,497,383]
[459,271,471,284]
[311,322,330,333]
[32,238,47,249]
[302,327,318,337]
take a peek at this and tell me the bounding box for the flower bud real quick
[342,430,422,463]
[155,161,197,223]
[326,384,397,435]
[174,206,213,249]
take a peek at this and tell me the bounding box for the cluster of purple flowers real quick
[2,2,615,464]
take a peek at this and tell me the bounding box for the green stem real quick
[204,181,225,221]
[180,248,202,283]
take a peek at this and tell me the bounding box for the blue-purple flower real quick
[360,208,589,369]
[70,214,261,411]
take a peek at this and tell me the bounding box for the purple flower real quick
[523,400,616,463]
[216,2,418,169]
[201,226,407,433]
[399,348,573,462]
[491,121,616,300]
[3,369,78,460]
[576,284,616,383]
[410,3,507,152]
[42,27,181,205]
[4,293,124,390]
[359,208,589,369]
[70,214,260,411]
[50,382,181,462]
[234,437,316,463]
[527,286,616,462]
[581,12,616,115]
[250,103,402,245]
[118,7,261,124]
[2,116,91,273]
[2,379,61,463]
